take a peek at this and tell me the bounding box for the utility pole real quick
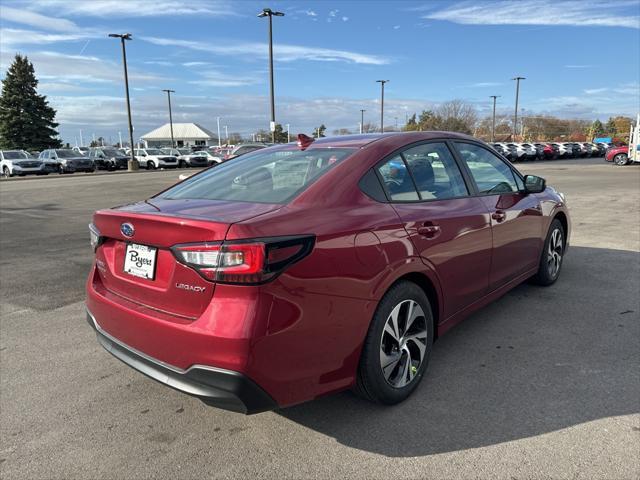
[118,131,122,148]
[490,95,500,142]
[512,76,525,140]
[360,109,366,134]
[376,80,389,132]
[394,116,398,130]
[286,123,290,142]
[162,89,175,148]
[258,8,285,143]
[109,33,138,170]
[224,125,228,144]
[79,129,84,147]
[216,116,221,147]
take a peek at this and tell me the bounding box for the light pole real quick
[286,123,290,142]
[376,80,389,132]
[512,76,525,140]
[394,116,398,130]
[79,129,84,147]
[162,89,175,148]
[224,125,228,144]
[258,8,285,144]
[108,33,138,170]
[490,95,500,142]
[360,109,366,134]
[216,116,221,147]
[118,131,123,148]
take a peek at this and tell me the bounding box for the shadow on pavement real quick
[277,246,640,456]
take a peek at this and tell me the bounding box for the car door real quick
[375,141,493,320]
[453,142,544,291]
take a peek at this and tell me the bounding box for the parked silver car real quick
[39,149,96,174]
[1,150,54,177]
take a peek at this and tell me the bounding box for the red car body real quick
[86,132,570,413]
[605,145,629,162]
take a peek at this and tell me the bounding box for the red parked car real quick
[605,145,630,165]
[86,132,570,414]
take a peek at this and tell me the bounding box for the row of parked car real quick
[0,143,269,178]
[490,141,610,162]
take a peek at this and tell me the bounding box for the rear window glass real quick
[159,147,354,204]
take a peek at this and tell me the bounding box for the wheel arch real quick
[553,211,568,243]
[390,271,441,340]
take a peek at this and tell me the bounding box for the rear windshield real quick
[159,147,354,204]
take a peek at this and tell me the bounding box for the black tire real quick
[179,160,188,168]
[58,165,65,175]
[2,166,10,178]
[145,161,154,170]
[354,281,434,405]
[613,153,629,166]
[531,219,565,286]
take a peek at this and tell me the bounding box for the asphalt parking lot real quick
[1,158,639,479]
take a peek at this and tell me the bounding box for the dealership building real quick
[140,123,217,147]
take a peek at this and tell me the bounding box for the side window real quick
[455,143,519,194]
[402,143,468,200]
[376,155,419,201]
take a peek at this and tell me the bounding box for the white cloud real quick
[584,88,608,94]
[17,0,237,17]
[0,6,79,32]
[141,37,390,65]
[0,28,92,46]
[183,62,211,67]
[423,1,640,29]
[565,64,595,68]
[188,70,260,88]
[342,16,349,22]
[305,10,318,17]
[329,10,339,17]
[144,60,174,66]
[393,25,401,30]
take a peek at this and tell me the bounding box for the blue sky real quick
[1,0,639,143]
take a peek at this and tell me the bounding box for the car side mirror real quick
[524,174,546,194]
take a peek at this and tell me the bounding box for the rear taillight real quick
[171,236,315,284]
[89,223,102,252]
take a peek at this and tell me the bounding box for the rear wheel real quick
[2,166,11,178]
[146,161,155,170]
[354,281,434,405]
[531,219,565,286]
[614,153,629,166]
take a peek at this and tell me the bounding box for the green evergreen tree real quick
[314,124,326,138]
[273,123,289,143]
[0,54,61,150]
[604,117,616,136]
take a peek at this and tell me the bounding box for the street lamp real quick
[512,76,525,139]
[258,7,285,143]
[286,123,290,142]
[376,80,389,132]
[162,89,175,149]
[224,125,228,144]
[490,95,500,142]
[216,116,221,147]
[360,109,366,134]
[108,33,138,170]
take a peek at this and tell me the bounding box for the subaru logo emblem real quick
[120,223,135,238]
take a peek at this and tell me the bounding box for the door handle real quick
[492,210,507,223]
[417,222,441,239]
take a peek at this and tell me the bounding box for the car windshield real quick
[101,149,121,156]
[2,151,28,159]
[56,150,79,158]
[144,149,163,155]
[178,149,190,154]
[159,147,355,204]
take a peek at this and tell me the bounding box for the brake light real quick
[172,236,315,284]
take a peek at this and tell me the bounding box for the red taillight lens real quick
[172,236,314,284]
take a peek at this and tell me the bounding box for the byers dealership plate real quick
[124,243,157,280]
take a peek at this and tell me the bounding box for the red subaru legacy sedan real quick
[86,132,570,414]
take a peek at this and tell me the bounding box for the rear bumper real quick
[86,309,278,414]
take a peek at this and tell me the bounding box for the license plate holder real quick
[123,243,157,280]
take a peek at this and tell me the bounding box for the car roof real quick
[301,131,477,149]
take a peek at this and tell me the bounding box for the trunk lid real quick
[92,199,281,319]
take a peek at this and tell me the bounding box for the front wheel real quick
[613,153,629,166]
[354,281,434,405]
[58,165,65,175]
[531,219,565,286]
[2,166,10,178]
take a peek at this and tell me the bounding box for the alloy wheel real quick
[379,300,428,388]
[547,228,563,278]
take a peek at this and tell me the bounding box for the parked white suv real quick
[1,150,51,177]
[134,148,178,169]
